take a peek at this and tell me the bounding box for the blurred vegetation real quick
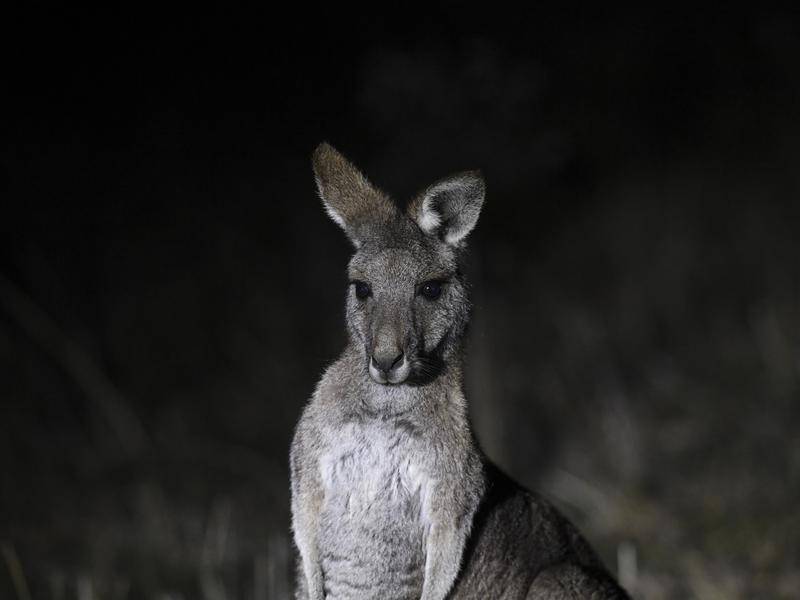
[2,6,800,599]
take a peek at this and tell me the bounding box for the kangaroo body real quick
[291,144,627,599]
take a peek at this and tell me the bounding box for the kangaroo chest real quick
[317,421,432,599]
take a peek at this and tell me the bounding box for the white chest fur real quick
[318,421,433,525]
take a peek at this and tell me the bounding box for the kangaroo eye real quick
[353,281,372,300]
[420,280,443,300]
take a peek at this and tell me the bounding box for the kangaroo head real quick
[313,143,484,386]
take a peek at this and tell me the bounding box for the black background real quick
[2,6,799,598]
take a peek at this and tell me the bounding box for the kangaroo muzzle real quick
[369,326,410,385]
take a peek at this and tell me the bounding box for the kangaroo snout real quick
[371,349,404,373]
[369,340,410,385]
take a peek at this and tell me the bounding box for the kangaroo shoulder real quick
[316,351,364,403]
[292,353,366,463]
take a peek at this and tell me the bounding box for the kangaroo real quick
[290,143,628,600]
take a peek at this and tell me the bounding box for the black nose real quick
[371,351,404,374]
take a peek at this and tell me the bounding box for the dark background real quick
[2,6,799,598]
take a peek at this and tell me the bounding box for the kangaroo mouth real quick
[365,330,451,387]
[367,351,447,387]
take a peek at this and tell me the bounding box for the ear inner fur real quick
[408,171,485,247]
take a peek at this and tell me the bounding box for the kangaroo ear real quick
[312,143,396,247]
[408,171,485,247]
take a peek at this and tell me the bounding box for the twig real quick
[545,468,616,524]
[0,541,33,600]
[617,540,638,593]
[0,273,149,457]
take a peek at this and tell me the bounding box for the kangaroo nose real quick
[371,350,404,374]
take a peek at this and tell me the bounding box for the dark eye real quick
[420,280,443,300]
[353,280,371,300]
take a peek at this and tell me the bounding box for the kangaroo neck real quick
[344,343,467,418]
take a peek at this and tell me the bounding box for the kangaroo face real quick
[312,143,484,387]
[346,229,467,385]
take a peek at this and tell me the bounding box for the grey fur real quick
[312,142,396,248]
[291,144,628,599]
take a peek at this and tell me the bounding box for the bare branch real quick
[0,273,149,457]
